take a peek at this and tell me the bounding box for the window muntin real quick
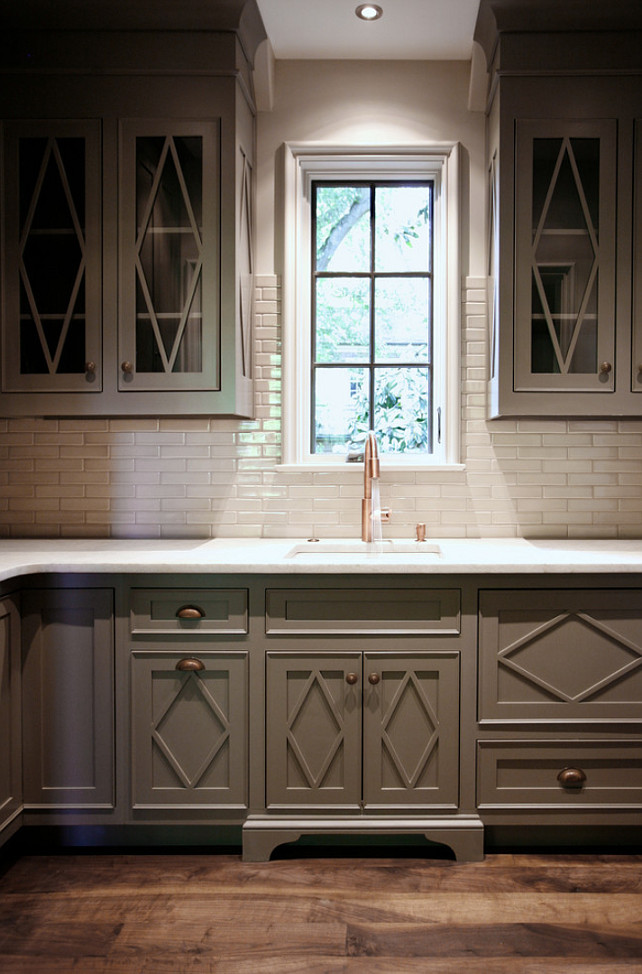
[311,180,433,456]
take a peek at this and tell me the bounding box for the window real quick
[312,180,433,456]
[281,145,461,468]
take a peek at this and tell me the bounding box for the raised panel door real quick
[0,598,21,832]
[265,653,362,809]
[362,653,459,809]
[21,588,114,807]
[131,651,247,809]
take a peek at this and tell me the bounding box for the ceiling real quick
[255,0,481,60]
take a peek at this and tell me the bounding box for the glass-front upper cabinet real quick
[514,119,617,394]
[1,119,102,394]
[118,120,220,393]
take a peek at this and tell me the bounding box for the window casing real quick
[280,144,461,468]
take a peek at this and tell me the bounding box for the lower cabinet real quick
[477,588,642,836]
[21,588,115,808]
[266,652,460,810]
[130,650,248,809]
[0,597,21,834]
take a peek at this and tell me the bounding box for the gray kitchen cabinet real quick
[0,597,21,837]
[477,587,642,834]
[130,650,248,809]
[265,651,459,811]
[0,12,261,417]
[481,20,642,417]
[21,588,115,808]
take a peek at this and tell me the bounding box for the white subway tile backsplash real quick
[1,275,642,538]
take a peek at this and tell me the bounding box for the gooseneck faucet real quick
[361,430,381,542]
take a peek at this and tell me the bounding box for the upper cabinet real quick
[476,0,642,417]
[0,1,265,417]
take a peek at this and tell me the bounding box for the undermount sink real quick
[285,540,441,558]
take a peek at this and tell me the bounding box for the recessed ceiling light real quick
[355,4,383,21]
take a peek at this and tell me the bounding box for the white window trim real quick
[278,142,461,471]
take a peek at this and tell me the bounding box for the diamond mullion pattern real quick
[134,134,203,376]
[286,670,345,790]
[19,136,87,376]
[531,136,599,376]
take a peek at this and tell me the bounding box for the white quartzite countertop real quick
[1,537,642,583]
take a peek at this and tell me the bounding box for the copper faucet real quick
[361,431,390,541]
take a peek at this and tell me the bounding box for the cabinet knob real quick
[176,605,205,620]
[121,361,133,374]
[367,672,381,685]
[345,672,359,685]
[557,766,587,788]
[175,657,205,672]
[85,361,96,375]
[599,362,612,375]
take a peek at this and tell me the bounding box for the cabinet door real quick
[21,588,114,807]
[118,119,220,393]
[131,651,247,808]
[266,653,362,809]
[1,119,102,396]
[363,653,459,809]
[0,598,21,832]
[633,118,642,391]
[514,119,616,394]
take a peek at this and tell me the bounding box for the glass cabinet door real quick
[1,120,102,394]
[633,119,642,393]
[118,120,219,392]
[514,119,616,393]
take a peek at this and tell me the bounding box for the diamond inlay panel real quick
[480,591,642,721]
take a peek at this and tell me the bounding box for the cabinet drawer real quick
[477,741,642,808]
[130,588,248,636]
[266,588,460,635]
[479,589,642,722]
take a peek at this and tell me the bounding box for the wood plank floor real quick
[0,847,641,972]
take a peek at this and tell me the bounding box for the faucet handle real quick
[416,523,427,542]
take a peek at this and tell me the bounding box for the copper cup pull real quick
[345,672,359,685]
[368,672,381,685]
[121,361,133,374]
[175,657,205,672]
[557,767,587,788]
[176,605,205,620]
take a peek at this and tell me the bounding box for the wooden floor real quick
[0,845,641,972]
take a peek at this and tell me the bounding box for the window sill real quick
[275,462,466,475]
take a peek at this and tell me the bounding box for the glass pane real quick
[374,278,430,362]
[314,185,370,272]
[313,367,369,454]
[22,234,83,315]
[138,233,200,317]
[375,185,431,273]
[374,367,430,453]
[20,137,85,232]
[533,137,599,233]
[315,278,370,362]
[136,136,202,231]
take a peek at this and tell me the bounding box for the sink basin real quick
[286,540,441,558]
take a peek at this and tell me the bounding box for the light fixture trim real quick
[355,4,383,21]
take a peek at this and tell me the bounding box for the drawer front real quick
[130,588,248,636]
[479,589,642,722]
[266,587,461,635]
[477,740,642,808]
